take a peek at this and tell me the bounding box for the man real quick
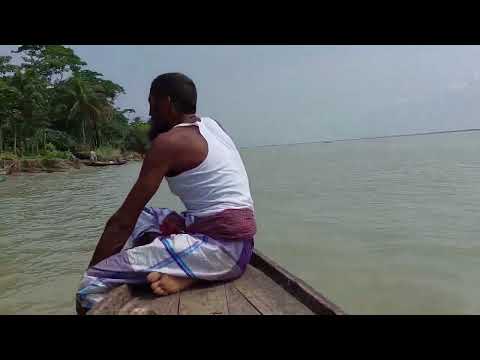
[89,150,97,162]
[77,73,256,312]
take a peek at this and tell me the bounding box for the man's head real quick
[148,73,197,141]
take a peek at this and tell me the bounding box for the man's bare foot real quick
[147,272,195,296]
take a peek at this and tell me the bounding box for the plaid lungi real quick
[76,207,255,311]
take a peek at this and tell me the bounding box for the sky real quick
[2,45,480,147]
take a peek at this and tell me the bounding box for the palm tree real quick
[66,76,113,148]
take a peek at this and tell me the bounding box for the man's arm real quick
[88,135,175,267]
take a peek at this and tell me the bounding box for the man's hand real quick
[159,212,186,235]
[88,134,177,267]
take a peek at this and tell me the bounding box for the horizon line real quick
[239,128,480,150]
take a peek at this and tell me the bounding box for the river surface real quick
[1,131,480,314]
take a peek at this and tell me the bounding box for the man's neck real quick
[172,114,199,127]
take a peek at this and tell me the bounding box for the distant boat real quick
[86,160,128,167]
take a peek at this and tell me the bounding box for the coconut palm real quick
[66,76,113,148]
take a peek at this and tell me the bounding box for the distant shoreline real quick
[1,152,143,176]
[242,128,480,149]
[332,128,480,143]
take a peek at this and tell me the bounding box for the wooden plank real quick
[225,283,260,315]
[233,266,314,315]
[117,298,157,315]
[146,293,180,315]
[179,283,228,315]
[118,293,180,315]
[250,250,344,315]
[87,285,133,315]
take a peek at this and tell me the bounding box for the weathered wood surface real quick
[250,249,345,315]
[179,282,229,315]
[118,292,180,315]
[225,283,260,315]
[232,266,314,315]
[87,284,133,315]
[86,250,344,315]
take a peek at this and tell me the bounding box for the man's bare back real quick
[164,122,208,177]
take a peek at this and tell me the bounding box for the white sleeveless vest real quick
[166,117,254,217]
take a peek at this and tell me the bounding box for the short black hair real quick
[150,73,197,114]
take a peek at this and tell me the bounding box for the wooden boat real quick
[86,160,128,167]
[81,249,344,315]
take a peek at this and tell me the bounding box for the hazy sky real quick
[2,45,480,147]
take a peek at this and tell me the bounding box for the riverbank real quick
[1,158,81,175]
[0,152,143,176]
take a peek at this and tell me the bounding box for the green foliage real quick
[0,152,18,161]
[45,129,76,151]
[125,117,150,154]
[44,142,56,152]
[74,69,125,100]
[41,150,72,160]
[0,45,149,158]
[0,56,19,76]
[13,45,86,83]
[21,141,74,160]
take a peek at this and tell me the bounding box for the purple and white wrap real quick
[76,207,254,311]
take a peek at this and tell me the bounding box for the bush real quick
[125,120,150,154]
[46,130,77,152]
[0,152,18,161]
[95,146,122,161]
[45,143,56,152]
[39,143,57,157]
[41,150,73,160]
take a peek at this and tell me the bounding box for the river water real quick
[1,131,480,314]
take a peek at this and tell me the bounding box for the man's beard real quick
[148,117,170,142]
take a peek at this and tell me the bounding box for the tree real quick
[13,45,86,84]
[1,45,141,158]
[0,80,17,152]
[66,76,101,146]
[75,69,125,100]
[64,75,119,148]
[0,56,18,76]
[96,108,135,148]
[0,56,19,153]
[125,117,150,154]
[8,69,50,155]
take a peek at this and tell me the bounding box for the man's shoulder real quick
[149,125,207,174]
[151,126,204,155]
